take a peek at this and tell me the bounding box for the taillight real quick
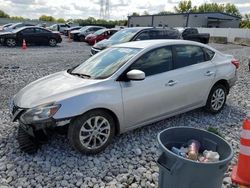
[231,59,240,69]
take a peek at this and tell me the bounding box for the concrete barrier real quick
[209,36,228,44]
[234,37,250,46]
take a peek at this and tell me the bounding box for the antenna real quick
[100,0,110,20]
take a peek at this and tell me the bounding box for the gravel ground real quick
[0,38,249,188]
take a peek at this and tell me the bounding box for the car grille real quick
[12,104,19,115]
[91,48,97,55]
[91,48,101,55]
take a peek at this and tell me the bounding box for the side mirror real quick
[126,70,145,81]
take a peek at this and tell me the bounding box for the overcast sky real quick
[0,0,249,20]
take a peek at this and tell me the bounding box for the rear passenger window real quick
[174,45,205,69]
[149,30,162,39]
[136,31,150,40]
[203,47,215,61]
[130,47,173,76]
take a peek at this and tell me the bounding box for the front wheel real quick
[68,110,115,154]
[48,38,57,47]
[204,84,227,114]
[79,36,85,42]
[6,38,16,47]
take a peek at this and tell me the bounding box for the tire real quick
[79,36,85,42]
[6,38,16,47]
[68,110,115,154]
[48,38,57,47]
[204,84,227,114]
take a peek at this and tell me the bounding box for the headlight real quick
[20,103,61,124]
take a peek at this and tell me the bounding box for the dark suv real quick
[91,27,180,55]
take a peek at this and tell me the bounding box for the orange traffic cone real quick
[231,116,250,186]
[22,39,27,50]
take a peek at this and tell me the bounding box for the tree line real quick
[0,0,250,28]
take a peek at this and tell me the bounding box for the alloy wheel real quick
[6,39,16,47]
[49,39,57,46]
[79,116,111,150]
[211,88,225,111]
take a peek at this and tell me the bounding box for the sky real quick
[0,0,249,20]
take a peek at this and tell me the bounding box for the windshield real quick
[71,47,141,79]
[109,28,140,42]
[79,26,89,32]
[7,23,21,30]
[11,27,27,33]
[94,28,107,35]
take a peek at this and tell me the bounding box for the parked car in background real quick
[0,23,14,31]
[0,26,62,47]
[176,27,210,44]
[48,24,71,33]
[70,26,105,42]
[64,26,82,36]
[85,28,119,45]
[10,40,238,154]
[91,27,180,55]
[2,23,35,32]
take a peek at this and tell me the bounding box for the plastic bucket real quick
[157,127,233,188]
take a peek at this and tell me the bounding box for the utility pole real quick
[100,0,104,19]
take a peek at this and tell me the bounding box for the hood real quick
[71,30,81,34]
[14,71,102,108]
[93,39,119,50]
[0,31,13,35]
[85,34,96,39]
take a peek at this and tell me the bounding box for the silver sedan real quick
[10,40,238,154]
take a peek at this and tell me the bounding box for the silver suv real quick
[10,40,238,154]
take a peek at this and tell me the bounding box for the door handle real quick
[205,71,214,76]
[167,80,178,86]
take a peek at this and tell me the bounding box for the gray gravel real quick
[0,38,249,188]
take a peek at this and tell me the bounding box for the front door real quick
[121,46,177,128]
[18,28,35,45]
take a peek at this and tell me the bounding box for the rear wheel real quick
[205,84,227,114]
[48,38,57,47]
[6,38,16,47]
[68,110,115,154]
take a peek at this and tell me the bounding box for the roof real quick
[207,17,233,21]
[128,12,241,19]
[112,39,208,49]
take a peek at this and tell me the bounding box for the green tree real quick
[197,3,241,17]
[224,3,241,17]
[10,16,24,20]
[174,0,192,13]
[57,18,65,23]
[142,11,149,15]
[39,15,55,22]
[131,12,140,16]
[0,10,10,18]
[157,11,173,15]
[240,14,250,28]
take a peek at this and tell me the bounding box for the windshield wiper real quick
[69,72,91,79]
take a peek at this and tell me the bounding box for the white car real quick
[10,40,239,154]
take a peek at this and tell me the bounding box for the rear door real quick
[168,45,216,109]
[33,28,50,44]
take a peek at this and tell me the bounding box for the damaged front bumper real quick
[9,101,70,137]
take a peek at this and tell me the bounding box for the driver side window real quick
[130,47,173,76]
